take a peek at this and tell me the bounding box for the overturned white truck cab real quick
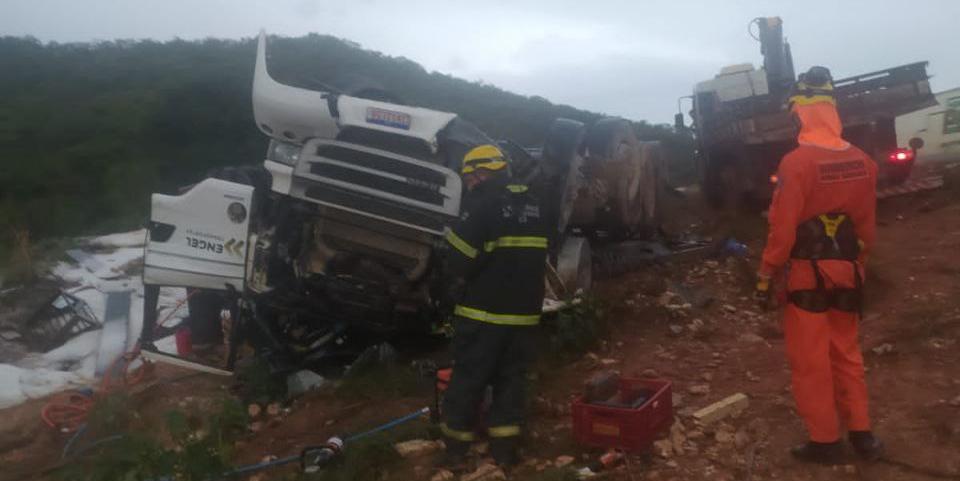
[140,32,662,374]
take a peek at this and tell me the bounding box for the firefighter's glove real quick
[754,273,772,310]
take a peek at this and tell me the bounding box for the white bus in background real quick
[897,87,960,163]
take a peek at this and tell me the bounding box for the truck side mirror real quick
[674,113,685,131]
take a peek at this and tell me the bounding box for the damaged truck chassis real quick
[138,32,665,375]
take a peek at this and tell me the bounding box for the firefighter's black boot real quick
[849,431,885,461]
[490,437,520,468]
[790,440,845,465]
[440,440,470,473]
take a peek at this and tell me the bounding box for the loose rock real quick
[739,333,765,344]
[948,395,960,407]
[693,393,749,426]
[734,429,750,450]
[668,324,684,336]
[555,455,575,468]
[432,470,455,481]
[715,431,734,444]
[395,439,445,459]
[653,439,674,458]
[722,304,738,313]
[688,384,711,395]
[871,343,895,355]
[461,463,506,481]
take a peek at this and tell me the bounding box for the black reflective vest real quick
[445,179,548,325]
[789,213,862,313]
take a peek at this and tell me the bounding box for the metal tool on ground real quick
[225,406,431,477]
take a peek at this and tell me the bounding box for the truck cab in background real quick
[138,32,665,375]
[679,17,936,208]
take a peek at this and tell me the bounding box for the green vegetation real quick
[335,363,421,401]
[0,34,694,254]
[59,395,249,481]
[543,296,608,363]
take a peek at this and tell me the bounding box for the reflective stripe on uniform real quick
[454,305,540,326]
[488,425,521,438]
[441,423,476,441]
[506,184,528,193]
[482,236,548,252]
[790,94,836,106]
[445,228,478,259]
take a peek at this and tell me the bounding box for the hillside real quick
[0,33,690,247]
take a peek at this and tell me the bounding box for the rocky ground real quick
[1,165,959,481]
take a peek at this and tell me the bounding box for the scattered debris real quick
[287,369,326,396]
[653,439,674,458]
[432,470,455,481]
[394,439,445,459]
[555,455,575,468]
[739,333,765,344]
[722,304,738,314]
[692,393,749,426]
[670,420,686,453]
[734,429,751,450]
[871,343,896,355]
[687,384,711,395]
[23,290,101,352]
[668,324,684,336]
[460,463,506,481]
[715,430,734,444]
[949,395,960,407]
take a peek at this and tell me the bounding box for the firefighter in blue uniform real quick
[441,144,549,467]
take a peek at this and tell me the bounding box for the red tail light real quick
[888,148,914,163]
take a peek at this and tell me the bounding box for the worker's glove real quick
[754,273,772,310]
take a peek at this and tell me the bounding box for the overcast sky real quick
[3,0,958,123]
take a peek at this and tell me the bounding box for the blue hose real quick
[223,406,430,477]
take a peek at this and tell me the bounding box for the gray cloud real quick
[3,0,957,122]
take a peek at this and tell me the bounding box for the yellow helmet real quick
[461,144,507,175]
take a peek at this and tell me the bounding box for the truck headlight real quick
[267,139,301,166]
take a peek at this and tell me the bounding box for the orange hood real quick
[792,101,850,151]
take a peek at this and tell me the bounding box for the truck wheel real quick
[587,118,649,235]
[635,141,664,237]
[541,119,587,238]
[556,235,592,295]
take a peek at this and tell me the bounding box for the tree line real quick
[0,33,694,247]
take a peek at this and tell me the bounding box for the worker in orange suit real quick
[756,66,884,464]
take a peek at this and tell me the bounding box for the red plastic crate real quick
[572,378,673,453]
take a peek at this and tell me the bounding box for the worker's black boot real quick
[490,438,520,468]
[849,431,885,461]
[440,440,470,473]
[790,440,845,465]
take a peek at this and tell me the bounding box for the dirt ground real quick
[2,165,959,481]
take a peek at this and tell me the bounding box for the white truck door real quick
[143,178,254,291]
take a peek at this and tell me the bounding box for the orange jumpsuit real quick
[760,101,877,443]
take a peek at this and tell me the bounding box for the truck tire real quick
[585,118,660,235]
[541,119,587,240]
[635,141,664,237]
[556,235,592,295]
